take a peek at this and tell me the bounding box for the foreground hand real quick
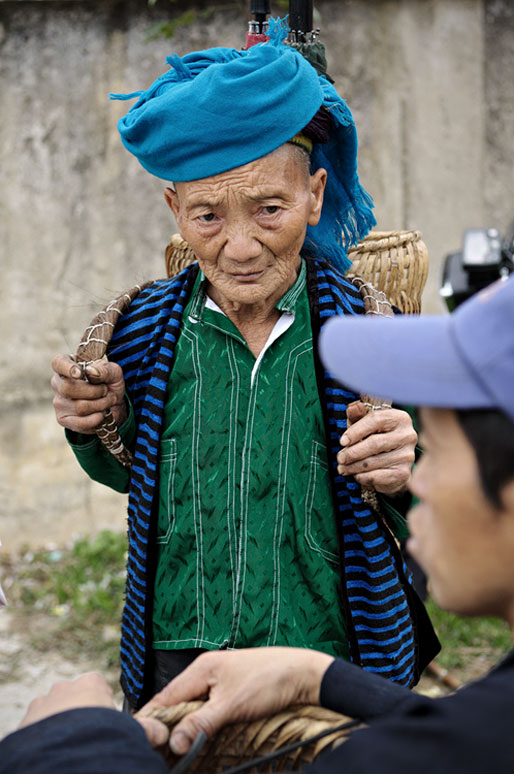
[137,647,334,755]
[51,354,127,434]
[18,673,117,729]
[337,402,417,496]
[17,672,169,746]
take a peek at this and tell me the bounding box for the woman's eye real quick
[198,213,217,223]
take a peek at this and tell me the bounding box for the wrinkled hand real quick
[337,402,417,496]
[137,647,334,755]
[51,354,127,434]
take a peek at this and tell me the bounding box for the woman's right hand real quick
[51,355,127,434]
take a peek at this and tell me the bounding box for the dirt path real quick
[0,607,122,738]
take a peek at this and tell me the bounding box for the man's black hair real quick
[456,408,514,509]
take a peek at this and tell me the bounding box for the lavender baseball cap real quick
[319,276,514,422]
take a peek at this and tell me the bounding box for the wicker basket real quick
[165,229,429,314]
[347,230,428,314]
[141,701,361,772]
[165,234,199,279]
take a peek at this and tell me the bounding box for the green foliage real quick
[147,8,203,41]
[7,531,127,668]
[426,598,511,670]
[146,1,240,42]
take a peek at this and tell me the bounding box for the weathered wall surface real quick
[0,0,513,548]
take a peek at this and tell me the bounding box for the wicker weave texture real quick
[347,230,428,314]
[142,701,359,772]
[165,234,198,278]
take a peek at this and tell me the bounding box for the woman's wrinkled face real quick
[165,145,326,310]
[407,408,514,626]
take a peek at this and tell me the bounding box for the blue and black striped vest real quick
[108,256,434,708]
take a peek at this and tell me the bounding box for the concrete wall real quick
[0,0,513,548]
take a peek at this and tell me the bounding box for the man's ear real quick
[164,187,180,219]
[308,167,327,227]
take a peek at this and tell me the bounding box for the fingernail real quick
[70,366,82,379]
[341,434,349,446]
[170,732,189,755]
[86,365,101,378]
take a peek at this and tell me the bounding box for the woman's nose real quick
[223,222,262,261]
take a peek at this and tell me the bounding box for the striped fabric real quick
[306,259,417,687]
[108,256,417,708]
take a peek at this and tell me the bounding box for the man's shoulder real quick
[0,708,168,774]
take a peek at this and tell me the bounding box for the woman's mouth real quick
[229,270,264,282]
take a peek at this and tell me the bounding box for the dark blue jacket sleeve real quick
[320,657,418,720]
[0,707,168,774]
[310,652,514,774]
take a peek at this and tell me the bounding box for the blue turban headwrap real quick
[111,18,376,273]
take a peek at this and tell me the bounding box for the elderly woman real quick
[51,22,437,711]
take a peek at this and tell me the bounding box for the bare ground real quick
[0,605,124,737]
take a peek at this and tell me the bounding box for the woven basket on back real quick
[140,701,361,772]
[347,230,428,315]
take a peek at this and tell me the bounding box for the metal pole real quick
[249,0,271,34]
[288,0,313,38]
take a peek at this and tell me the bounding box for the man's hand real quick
[17,672,169,746]
[337,402,417,496]
[18,673,117,728]
[51,355,127,434]
[137,647,334,754]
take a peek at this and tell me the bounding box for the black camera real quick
[440,222,514,311]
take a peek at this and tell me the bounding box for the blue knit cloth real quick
[110,18,376,274]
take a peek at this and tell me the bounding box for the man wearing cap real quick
[137,274,514,772]
[6,275,514,772]
[51,22,437,711]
